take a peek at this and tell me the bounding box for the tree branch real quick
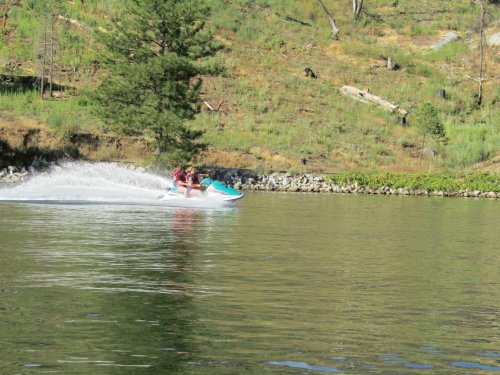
[285,16,313,27]
[317,0,339,40]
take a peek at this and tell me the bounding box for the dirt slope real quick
[0,118,153,167]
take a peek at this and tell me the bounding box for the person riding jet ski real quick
[185,167,208,193]
[172,167,189,197]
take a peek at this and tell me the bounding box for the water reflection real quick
[268,360,342,373]
[10,204,222,296]
[0,203,233,374]
[169,208,200,275]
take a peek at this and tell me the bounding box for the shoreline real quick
[208,169,499,199]
[1,165,498,199]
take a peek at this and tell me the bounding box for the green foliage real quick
[410,23,437,36]
[424,41,468,64]
[47,111,65,128]
[0,89,103,134]
[91,0,222,164]
[414,103,447,144]
[328,172,500,192]
[443,122,500,168]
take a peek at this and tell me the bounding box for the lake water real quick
[1,163,499,374]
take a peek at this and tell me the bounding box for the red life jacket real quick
[173,169,186,183]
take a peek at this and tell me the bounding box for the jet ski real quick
[162,177,244,202]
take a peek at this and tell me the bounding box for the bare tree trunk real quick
[40,22,47,99]
[317,0,339,40]
[49,14,55,97]
[477,0,485,107]
[466,0,491,107]
[353,0,364,21]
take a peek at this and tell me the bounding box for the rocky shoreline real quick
[1,165,498,199]
[209,169,500,199]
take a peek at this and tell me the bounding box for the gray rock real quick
[30,160,42,170]
[7,166,17,176]
[488,32,500,47]
[422,147,436,158]
[431,31,461,50]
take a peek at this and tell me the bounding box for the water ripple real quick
[268,361,342,373]
[452,361,500,371]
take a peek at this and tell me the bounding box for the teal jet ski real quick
[163,177,244,202]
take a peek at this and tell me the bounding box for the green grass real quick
[444,122,500,168]
[0,89,104,136]
[328,171,500,192]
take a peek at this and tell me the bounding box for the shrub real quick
[327,172,500,192]
[47,112,65,129]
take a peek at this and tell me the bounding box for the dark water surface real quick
[1,193,499,374]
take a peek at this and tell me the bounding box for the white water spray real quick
[0,162,226,208]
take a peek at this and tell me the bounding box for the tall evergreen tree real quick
[92,0,222,163]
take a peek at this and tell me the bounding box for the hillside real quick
[1,0,499,173]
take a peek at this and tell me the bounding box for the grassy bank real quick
[0,0,499,172]
[328,171,500,193]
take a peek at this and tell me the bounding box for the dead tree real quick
[317,0,339,40]
[39,23,48,99]
[477,0,486,106]
[353,0,364,21]
[49,13,55,97]
[285,16,313,27]
[466,0,491,107]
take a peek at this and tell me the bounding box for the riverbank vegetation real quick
[1,0,499,173]
[327,171,500,193]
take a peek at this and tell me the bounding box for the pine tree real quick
[92,0,222,164]
[414,103,447,167]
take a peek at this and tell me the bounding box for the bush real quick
[47,112,65,129]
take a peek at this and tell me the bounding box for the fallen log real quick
[285,16,313,27]
[203,100,215,111]
[340,85,408,118]
[57,15,92,33]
